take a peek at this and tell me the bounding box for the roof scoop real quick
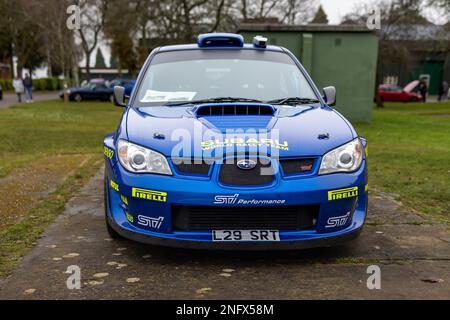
[197,33,244,48]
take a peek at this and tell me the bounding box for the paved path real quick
[0,170,449,299]
[0,92,58,109]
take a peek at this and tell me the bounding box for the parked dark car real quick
[110,79,136,96]
[0,83,3,100]
[60,79,135,102]
[60,81,114,102]
[378,81,422,102]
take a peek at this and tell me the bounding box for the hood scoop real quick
[195,103,276,117]
[194,103,276,132]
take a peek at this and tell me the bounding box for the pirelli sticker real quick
[132,188,167,203]
[328,186,358,201]
[110,180,119,192]
[104,146,114,159]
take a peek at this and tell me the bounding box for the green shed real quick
[238,24,379,123]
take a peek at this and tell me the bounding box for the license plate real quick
[212,230,280,242]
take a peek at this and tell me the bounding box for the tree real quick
[0,0,14,77]
[238,0,316,24]
[76,0,108,77]
[95,48,107,68]
[310,5,329,24]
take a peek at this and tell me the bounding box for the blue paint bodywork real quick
[104,34,368,250]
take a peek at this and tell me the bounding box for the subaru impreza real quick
[104,33,368,249]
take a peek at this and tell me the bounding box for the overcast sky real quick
[321,0,447,25]
[321,0,371,24]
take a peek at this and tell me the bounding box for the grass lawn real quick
[355,101,450,224]
[0,100,123,177]
[0,100,123,276]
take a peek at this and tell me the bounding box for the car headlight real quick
[319,138,364,175]
[117,140,172,175]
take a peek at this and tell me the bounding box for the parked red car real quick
[378,81,422,102]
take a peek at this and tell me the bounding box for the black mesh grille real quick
[172,205,319,231]
[196,105,274,116]
[219,159,274,186]
[280,159,315,175]
[173,160,211,175]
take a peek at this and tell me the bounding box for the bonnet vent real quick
[196,104,275,117]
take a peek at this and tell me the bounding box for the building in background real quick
[79,48,130,81]
[239,24,379,123]
[379,23,450,96]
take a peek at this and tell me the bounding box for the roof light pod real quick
[253,35,268,48]
[197,33,244,48]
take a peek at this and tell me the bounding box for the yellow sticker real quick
[104,146,114,159]
[328,186,358,201]
[126,213,134,223]
[110,180,119,192]
[120,195,129,205]
[132,188,167,202]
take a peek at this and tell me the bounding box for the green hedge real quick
[0,79,13,91]
[0,78,63,91]
[32,78,63,91]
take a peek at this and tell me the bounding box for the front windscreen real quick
[134,49,318,106]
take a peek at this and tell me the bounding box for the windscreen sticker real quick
[140,90,197,103]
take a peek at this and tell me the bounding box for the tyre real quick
[104,174,122,239]
[74,93,83,102]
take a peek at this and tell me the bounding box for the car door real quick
[390,86,403,101]
[82,84,97,100]
[92,83,112,100]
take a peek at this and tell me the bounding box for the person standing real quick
[23,73,33,103]
[438,81,449,102]
[13,76,24,103]
[418,78,428,103]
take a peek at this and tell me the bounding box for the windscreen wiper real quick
[266,97,320,105]
[166,97,264,106]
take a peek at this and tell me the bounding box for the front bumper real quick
[105,157,368,250]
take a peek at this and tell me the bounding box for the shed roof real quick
[238,23,376,33]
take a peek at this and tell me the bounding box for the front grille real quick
[219,159,274,186]
[172,205,319,231]
[280,159,316,175]
[173,159,211,175]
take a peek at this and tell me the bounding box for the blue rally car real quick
[104,33,368,250]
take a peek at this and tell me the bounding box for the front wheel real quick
[74,93,82,102]
[106,217,122,239]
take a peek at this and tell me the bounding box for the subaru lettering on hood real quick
[103,33,368,250]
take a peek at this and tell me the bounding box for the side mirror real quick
[114,86,126,107]
[323,86,336,106]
